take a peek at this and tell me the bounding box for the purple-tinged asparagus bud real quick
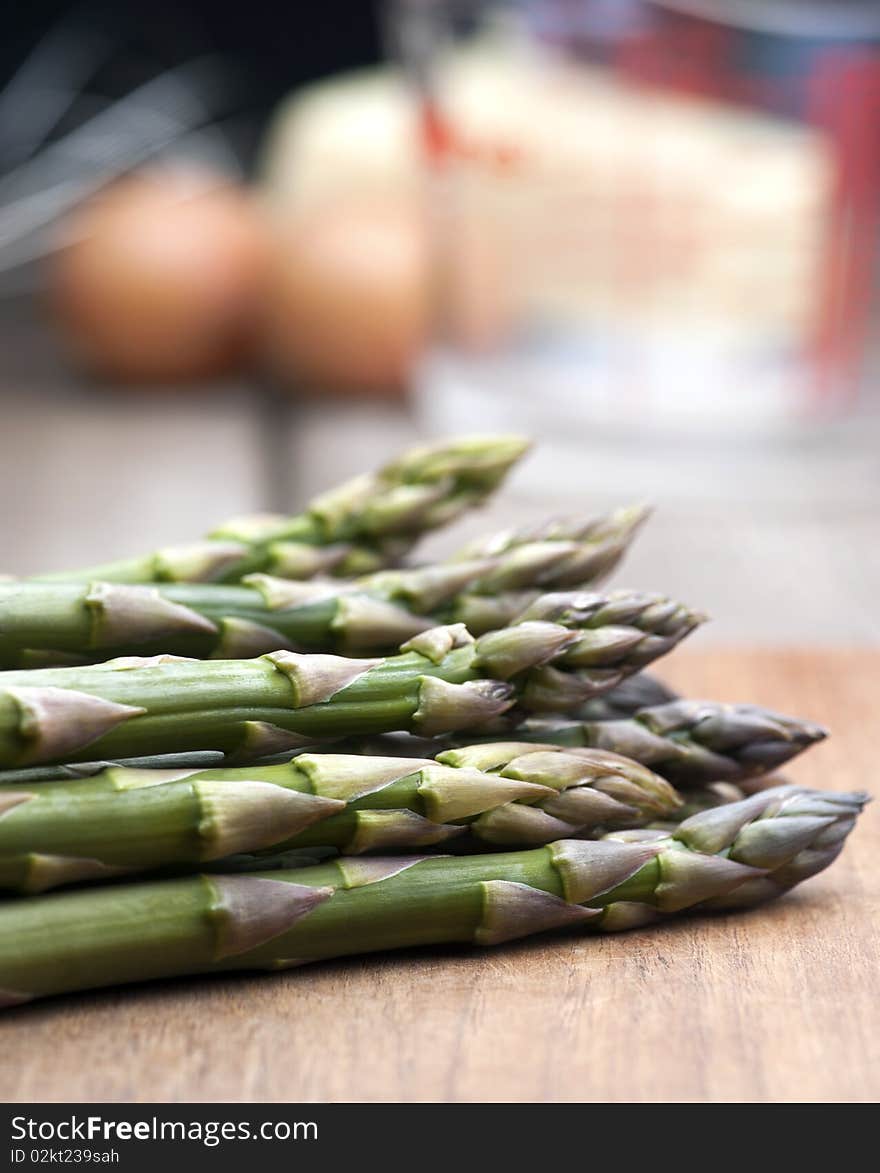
[345,810,465,852]
[414,678,516,736]
[337,855,434,888]
[551,839,664,903]
[212,618,294,658]
[417,764,553,822]
[154,541,250,583]
[474,621,580,679]
[295,753,433,801]
[263,542,352,579]
[476,880,600,945]
[401,623,474,664]
[85,582,219,645]
[333,595,433,652]
[194,780,344,860]
[241,575,342,610]
[209,876,333,958]
[265,651,381,707]
[366,560,496,612]
[6,686,144,765]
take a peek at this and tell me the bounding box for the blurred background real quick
[1,0,878,642]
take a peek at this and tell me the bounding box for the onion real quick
[261,197,430,398]
[50,168,270,384]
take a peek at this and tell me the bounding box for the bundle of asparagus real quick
[0,433,864,1009]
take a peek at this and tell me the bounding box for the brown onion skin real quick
[260,197,430,399]
[50,170,271,385]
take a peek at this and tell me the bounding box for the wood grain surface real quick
[1,648,877,1104]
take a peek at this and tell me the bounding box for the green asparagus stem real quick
[0,506,649,668]
[0,590,703,770]
[0,744,680,893]
[0,785,864,1007]
[27,435,530,584]
[511,699,827,787]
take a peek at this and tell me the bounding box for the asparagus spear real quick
[511,700,828,787]
[0,744,681,893]
[0,590,703,770]
[339,694,826,790]
[27,434,530,584]
[0,785,864,1007]
[0,505,649,668]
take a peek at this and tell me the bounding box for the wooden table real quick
[2,648,878,1104]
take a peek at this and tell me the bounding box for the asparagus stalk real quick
[0,744,681,893]
[0,785,864,1007]
[340,695,826,790]
[0,590,703,770]
[511,699,828,787]
[27,435,530,584]
[0,505,649,668]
